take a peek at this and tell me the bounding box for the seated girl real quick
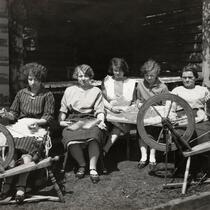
[171,64,210,177]
[59,64,106,184]
[136,59,169,170]
[102,57,136,159]
[0,63,55,203]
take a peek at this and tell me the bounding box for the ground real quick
[0,138,210,210]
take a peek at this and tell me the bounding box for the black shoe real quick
[15,186,25,205]
[75,166,86,179]
[90,169,100,184]
[148,162,157,171]
[137,161,147,169]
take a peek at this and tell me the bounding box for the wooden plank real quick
[183,141,210,157]
[148,191,210,210]
[0,156,59,179]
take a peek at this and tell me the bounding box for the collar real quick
[23,85,46,96]
[143,78,161,89]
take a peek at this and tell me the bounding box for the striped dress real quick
[8,86,55,155]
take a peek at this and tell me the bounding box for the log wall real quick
[0,0,9,106]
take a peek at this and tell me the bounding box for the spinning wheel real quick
[137,93,195,152]
[0,124,14,169]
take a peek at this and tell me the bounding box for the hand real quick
[178,118,188,126]
[97,121,107,130]
[110,107,123,114]
[28,122,39,133]
[205,93,210,102]
[0,108,10,118]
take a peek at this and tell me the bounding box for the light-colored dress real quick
[60,84,106,147]
[171,85,210,144]
[102,75,136,133]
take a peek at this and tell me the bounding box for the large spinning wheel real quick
[137,93,195,152]
[0,124,14,169]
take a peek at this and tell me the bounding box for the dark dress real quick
[8,86,55,155]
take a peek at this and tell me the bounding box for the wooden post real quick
[0,0,10,107]
[202,0,210,86]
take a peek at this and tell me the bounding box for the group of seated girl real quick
[0,58,210,202]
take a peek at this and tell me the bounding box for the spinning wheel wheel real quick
[0,124,14,169]
[137,93,195,152]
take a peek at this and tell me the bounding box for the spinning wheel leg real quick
[48,168,65,203]
[182,157,191,194]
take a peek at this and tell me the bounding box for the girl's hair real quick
[182,64,198,79]
[140,59,161,75]
[21,62,48,82]
[72,64,94,79]
[108,57,129,76]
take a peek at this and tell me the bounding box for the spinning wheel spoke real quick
[137,93,195,152]
[0,156,4,163]
[0,124,14,168]
[150,106,164,119]
[157,128,164,143]
[166,99,174,118]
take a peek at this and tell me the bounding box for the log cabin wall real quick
[0,0,9,107]
[8,0,202,94]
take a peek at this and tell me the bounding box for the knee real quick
[22,154,32,164]
[111,127,121,136]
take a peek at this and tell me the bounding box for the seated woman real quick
[136,59,169,170]
[171,64,210,176]
[102,57,136,158]
[59,64,106,184]
[0,63,55,202]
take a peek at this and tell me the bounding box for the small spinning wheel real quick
[0,124,14,168]
[137,93,195,152]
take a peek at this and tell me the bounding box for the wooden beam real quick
[202,0,210,87]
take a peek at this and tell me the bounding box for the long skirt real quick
[4,118,47,155]
[62,114,106,149]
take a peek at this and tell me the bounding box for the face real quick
[144,69,158,85]
[77,70,91,86]
[182,71,195,89]
[28,75,41,91]
[113,67,124,80]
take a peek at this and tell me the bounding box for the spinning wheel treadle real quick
[137,93,195,152]
[0,123,14,168]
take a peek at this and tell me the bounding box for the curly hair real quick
[72,64,94,80]
[21,62,48,82]
[108,57,129,76]
[140,59,161,75]
[182,64,198,79]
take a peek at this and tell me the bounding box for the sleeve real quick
[161,83,169,94]
[136,82,145,103]
[10,91,21,120]
[59,88,70,114]
[101,78,113,110]
[93,90,105,116]
[41,91,55,123]
[101,78,109,101]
